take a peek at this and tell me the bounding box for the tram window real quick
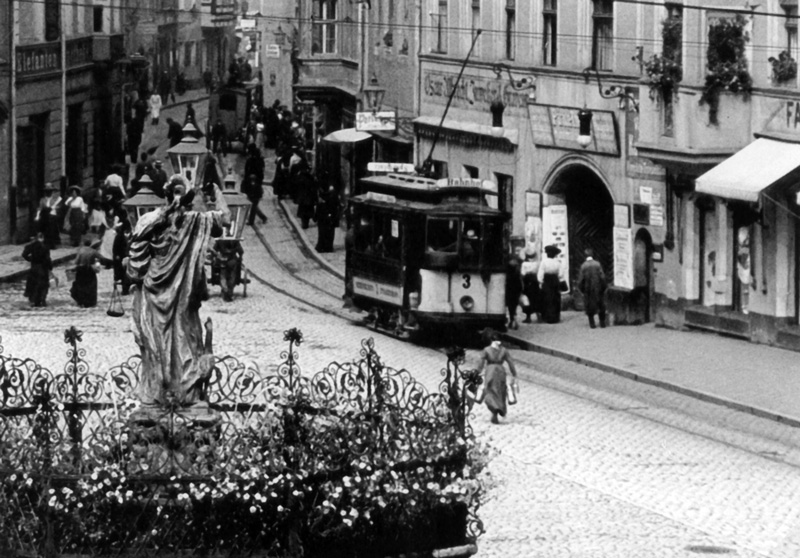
[483,220,504,266]
[427,218,458,253]
[219,93,237,111]
[461,221,481,265]
[355,215,373,252]
[381,218,402,260]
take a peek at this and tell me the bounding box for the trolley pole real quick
[420,29,482,177]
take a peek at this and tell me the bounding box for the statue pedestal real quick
[128,402,222,474]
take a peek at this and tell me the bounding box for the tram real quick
[207,82,259,150]
[347,173,508,337]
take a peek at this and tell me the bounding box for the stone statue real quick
[127,179,230,407]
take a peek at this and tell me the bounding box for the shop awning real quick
[695,138,800,202]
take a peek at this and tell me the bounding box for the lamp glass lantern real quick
[166,122,208,190]
[361,74,386,113]
[121,175,165,227]
[577,108,593,148]
[216,174,252,239]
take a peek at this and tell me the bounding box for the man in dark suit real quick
[577,248,608,328]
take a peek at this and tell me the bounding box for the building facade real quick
[10,0,127,244]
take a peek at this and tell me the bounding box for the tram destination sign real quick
[367,162,416,173]
[356,111,397,132]
[353,276,403,305]
[436,178,497,191]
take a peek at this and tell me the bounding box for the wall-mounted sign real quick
[356,111,396,132]
[528,104,620,156]
[614,204,630,228]
[16,43,61,78]
[543,205,570,287]
[525,191,542,217]
[613,226,634,289]
[423,70,530,110]
[436,178,497,191]
[649,205,665,227]
[264,44,281,58]
[367,162,416,173]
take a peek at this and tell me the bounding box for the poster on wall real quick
[613,226,634,290]
[543,205,570,286]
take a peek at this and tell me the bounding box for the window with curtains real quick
[432,0,448,53]
[592,0,614,70]
[542,0,557,65]
[506,0,516,60]
[312,0,337,54]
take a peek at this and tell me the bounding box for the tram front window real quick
[461,220,481,266]
[427,218,458,253]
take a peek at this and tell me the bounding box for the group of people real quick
[505,245,608,330]
[24,170,134,309]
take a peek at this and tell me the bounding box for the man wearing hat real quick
[149,160,168,198]
[577,248,608,328]
[537,244,565,324]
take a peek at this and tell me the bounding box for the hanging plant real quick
[700,14,753,125]
[768,50,798,84]
[643,15,683,101]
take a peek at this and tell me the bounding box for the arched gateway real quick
[543,158,615,291]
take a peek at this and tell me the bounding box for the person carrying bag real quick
[107,282,125,317]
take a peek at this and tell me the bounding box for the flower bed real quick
[0,330,488,558]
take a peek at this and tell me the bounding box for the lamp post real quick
[218,173,252,239]
[166,122,209,190]
[361,74,386,113]
[577,108,593,148]
[121,175,165,227]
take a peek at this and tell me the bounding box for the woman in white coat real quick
[148,93,163,126]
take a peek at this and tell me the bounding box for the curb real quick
[0,252,77,284]
[503,332,800,429]
[275,198,345,281]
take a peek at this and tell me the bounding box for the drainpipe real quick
[61,1,67,181]
[10,0,17,241]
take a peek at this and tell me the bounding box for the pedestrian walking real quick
[184,102,196,126]
[294,163,318,229]
[211,119,228,156]
[577,248,608,328]
[104,168,127,202]
[63,186,88,247]
[477,329,518,425]
[149,160,168,198]
[203,69,214,94]
[22,232,52,308]
[35,183,62,249]
[315,185,341,253]
[243,174,268,226]
[148,92,162,126]
[537,244,565,324]
[126,116,143,164]
[243,144,265,186]
[159,71,174,104]
[505,254,523,330]
[520,246,541,323]
[166,117,184,147]
[272,149,292,199]
[70,239,100,308]
[112,217,131,295]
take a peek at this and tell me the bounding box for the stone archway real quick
[544,160,615,289]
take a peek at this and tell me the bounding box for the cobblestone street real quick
[3,186,800,557]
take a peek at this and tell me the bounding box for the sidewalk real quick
[275,200,800,428]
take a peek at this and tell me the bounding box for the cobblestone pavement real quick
[3,107,800,556]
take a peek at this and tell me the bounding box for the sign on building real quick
[613,226,634,289]
[356,111,396,132]
[528,104,619,156]
[264,44,281,58]
[435,178,497,191]
[543,205,570,290]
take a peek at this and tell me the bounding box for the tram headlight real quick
[459,295,475,311]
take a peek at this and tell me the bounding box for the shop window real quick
[432,0,448,53]
[312,0,337,54]
[506,0,516,61]
[592,0,614,71]
[542,0,557,66]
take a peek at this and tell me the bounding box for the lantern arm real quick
[492,63,537,92]
[582,68,639,112]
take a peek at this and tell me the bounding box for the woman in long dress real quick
[36,184,62,249]
[478,329,518,424]
[520,246,541,323]
[537,244,565,324]
[70,240,100,308]
[64,186,88,247]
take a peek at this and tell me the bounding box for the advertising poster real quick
[543,205,570,285]
[613,226,634,289]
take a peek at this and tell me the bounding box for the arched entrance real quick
[634,228,653,322]
[545,162,614,290]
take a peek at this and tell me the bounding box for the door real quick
[633,231,652,322]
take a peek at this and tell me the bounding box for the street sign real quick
[367,162,416,174]
[265,44,281,58]
[356,111,396,132]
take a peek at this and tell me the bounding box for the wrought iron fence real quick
[0,327,486,558]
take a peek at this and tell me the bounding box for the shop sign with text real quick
[423,71,529,110]
[528,104,619,156]
[356,111,396,132]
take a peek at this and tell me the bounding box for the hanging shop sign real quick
[528,104,620,156]
[613,227,634,290]
[356,111,396,132]
[543,205,570,289]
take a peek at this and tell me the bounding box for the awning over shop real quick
[695,138,800,202]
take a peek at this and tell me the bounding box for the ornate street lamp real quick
[217,173,252,239]
[121,175,165,227]
[361,74,386,113]
[166,122,208,190]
